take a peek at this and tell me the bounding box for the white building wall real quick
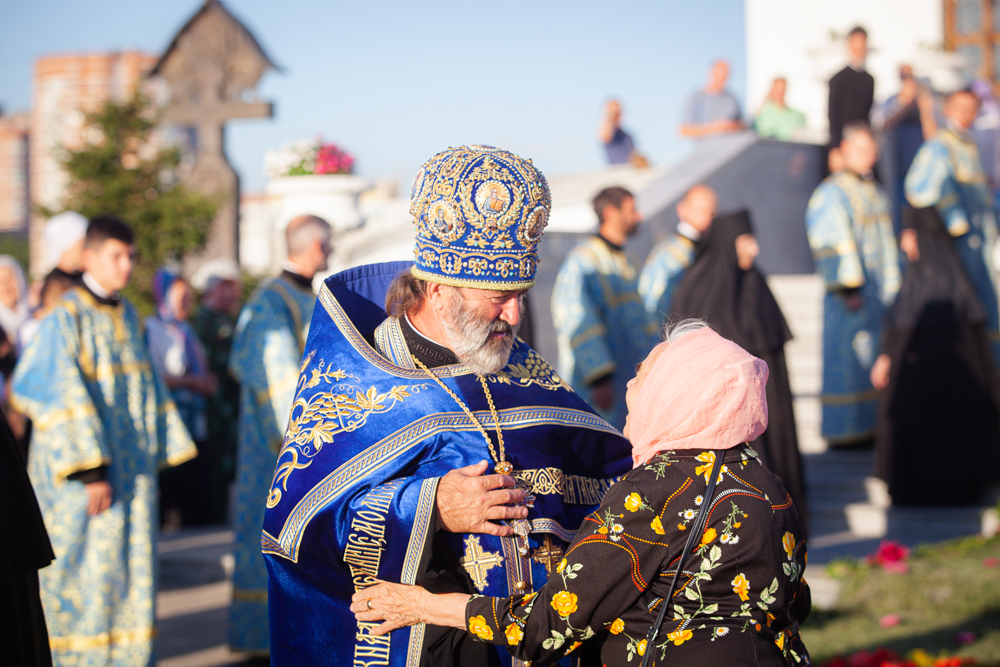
[745,0,943,140]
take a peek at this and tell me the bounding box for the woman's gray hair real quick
[661,318,709,344]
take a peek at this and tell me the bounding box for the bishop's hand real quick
[435,460,527,537]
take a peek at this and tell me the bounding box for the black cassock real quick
[828,65,875,149]
[671,210,808,534]
[0,408,54,666]
[875,206,1000,506]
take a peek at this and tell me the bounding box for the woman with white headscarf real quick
[0,256,28,345]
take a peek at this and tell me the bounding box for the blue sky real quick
[0,0,746,192]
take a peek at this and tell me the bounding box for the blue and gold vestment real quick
[262,262,633,667]
[638,232,698,320]
[551,236,659,430]
[228,274,315,654]
[906,127,1000,357]
[806,171,901,444]
[11,287,196,667]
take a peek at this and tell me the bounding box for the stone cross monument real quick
[150,0,275,265]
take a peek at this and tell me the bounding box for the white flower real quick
[694,495,704,506]
[612,524,624,534]
[712,627,729,639]
[680,509,696,520]
[720,534,731,544]
[728,535,740,545]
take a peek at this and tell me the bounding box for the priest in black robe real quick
[0,408,54,666]
[871,206,1000,506]
[828,27,875,160]
[670,210,808,534]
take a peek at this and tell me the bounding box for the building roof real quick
[150,0,278,76]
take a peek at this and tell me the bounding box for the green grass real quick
[800,535,1000,664]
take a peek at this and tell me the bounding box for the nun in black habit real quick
[670,210,808,533]
[0,407,54,666]
[871,205,1000,506]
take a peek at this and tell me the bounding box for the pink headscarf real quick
[629,327,769,468]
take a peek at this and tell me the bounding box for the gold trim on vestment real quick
[410,265,534,291]
[49,626,155,652]
[232,588,269,603]
[262,406,620,563]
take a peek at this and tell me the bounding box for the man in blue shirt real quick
[599,99,637,165]
[679,60,744,138]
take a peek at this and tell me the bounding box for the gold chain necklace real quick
[412,354,532,561]
[411,354,512,475]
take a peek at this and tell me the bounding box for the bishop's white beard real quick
[441,290,520,376]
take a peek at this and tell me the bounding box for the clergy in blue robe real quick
[806,123,902,445]
[263,146,633,667]
[639,184,718,321]
[552,187,659,430]
[227,215,331,655]
[905,89,1000,359]
[11,216,196,667]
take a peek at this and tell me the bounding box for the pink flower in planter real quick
[983,557,998,569]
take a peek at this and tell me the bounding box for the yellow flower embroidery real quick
[610,618,625,635]
[566,641,582,654]
[468,615,493,641]
[556,559,567,573]
[522,592,536,604]
[667,627,693,646]
[624,492,642,512]
[505,623,523,645]
[651,516,665,534]
[700,527,717,546]
[734,521,742,529]
[598,526,608,535]
[550,590,579,617]
[732,573,750,602]
[782,532,796,560]
[775,632,786,650]
[694,451,716,482]
[637,638,648,655]
[677,523,687,531]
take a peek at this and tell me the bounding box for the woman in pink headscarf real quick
[352,321,810,667]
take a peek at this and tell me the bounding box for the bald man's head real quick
[286,215,333,278]
[677,185,717,233]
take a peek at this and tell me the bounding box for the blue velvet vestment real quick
[262,262,633,667]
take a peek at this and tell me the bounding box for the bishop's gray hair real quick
[661,318,709,344]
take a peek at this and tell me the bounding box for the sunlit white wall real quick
[745,0,943,140]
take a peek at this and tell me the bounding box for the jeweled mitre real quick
[409,145,551,290]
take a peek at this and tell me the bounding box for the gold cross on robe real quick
[459,535,503,592]
[532,535,564,574]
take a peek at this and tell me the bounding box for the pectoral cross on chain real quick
[460,535,504,592]
[532,535,564,575]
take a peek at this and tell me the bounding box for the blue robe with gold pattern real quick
[905,127,1000,357]
[806,172,901,444]
[551,236,659,429]
[638,232,698,321]
[11,287,196,667]
[262,262,633,667]
[228,275,315,654]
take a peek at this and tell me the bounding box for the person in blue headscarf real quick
[145,268,216,528]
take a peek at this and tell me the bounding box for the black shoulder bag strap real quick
[640,451,727,667]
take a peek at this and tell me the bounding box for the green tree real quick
[50,94,217,316]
